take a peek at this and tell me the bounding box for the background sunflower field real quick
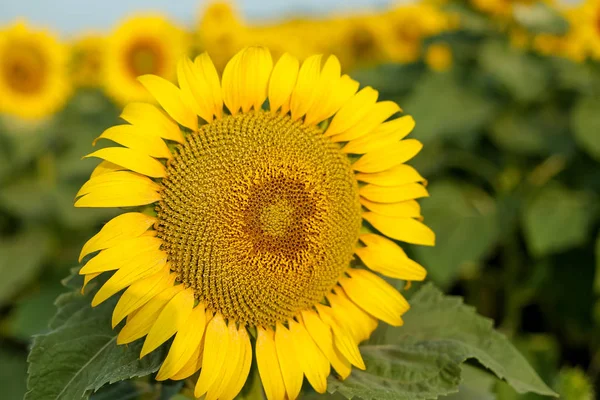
[0,0,599,399]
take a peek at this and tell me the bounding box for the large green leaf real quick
[328,284,556,399]
[25,273,166,400]
[522,183,593,257]
[572,96,600,162]
[413,182,499,288]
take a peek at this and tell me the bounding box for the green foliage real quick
[25,273,166,400]
[522,183,592,257]
[572,96,600,162]
[328,285,556,399]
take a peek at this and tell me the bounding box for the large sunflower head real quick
[76,47,434,400]
[104,14,189,105]
[70,33,105,88]
[0,21,70,119]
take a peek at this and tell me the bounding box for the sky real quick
[0,0,398,36]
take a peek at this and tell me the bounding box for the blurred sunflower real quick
[470,0,538,18]
[76,47,433,400]
[379,4,452,64]
[425,43,453,71]
[197,2,245,70]
[0,21,70,119]
[104,14,189,105]
[335,15,387,69]
[568,0,600,60]
[70,34,105,88]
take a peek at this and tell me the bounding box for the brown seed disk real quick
[156,111,361,327]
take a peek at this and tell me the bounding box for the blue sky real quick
[0,0,397,36]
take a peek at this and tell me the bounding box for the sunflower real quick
[0,21,70,119]
[76,47,434,400]
[70,34,105,88]
[425,43,453,72]
[567,0,600,60]
[104,14,189,105]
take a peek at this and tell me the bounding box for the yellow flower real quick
[104,14,189,105]
[70,34,105,88]
[76,47,434,400]
[470,0,538,18]
[379,4,453,64]
[566,0,600,60]
[333,14,388,69]
[425,43,453,72]
[0,21,70,120]
[197,2,245,70]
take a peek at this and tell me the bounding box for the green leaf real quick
[328,343,462,400]
[25,273,166,400]
[413,182,499,288]
[328,285,556,399]
[403,73,496,144]
[572,96,600,162]
[478,41,549,103]
[522,183,593,257]
[442,365,497,400]
[0,228,52,306]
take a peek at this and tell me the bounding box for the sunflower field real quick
[0,0,599,399]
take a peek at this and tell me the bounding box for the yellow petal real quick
[141,288,195,357]
[289,320,330,394]
[357,234,427,280]
[290,55,322,121]
[360,183,429,203]
[316,305,365,370]
[301,310,351,379]
[90,161,124,178]
[327,290,378,344]
[138,75,198,131]
[84,147,166,178]
[112,270,176,327]
[340,269,410,326]
[195,53,223,119]
[170,336,204,380]
[206,324,252,400]
[79,236,162,274]
[342,115,415,154]
[306,74,359,125]
[195,314,230,398]
[120,102,184,143]
[79,212,156,262]
[238,47,273,112]
[218,327,252,400]
[74,171,161,208]
[256,327,286,400]
[117,284,184,344]
[352,139,423,173]
[269,53,300,114]
[360,198,422,218]
[275,322,304,400]
[178,57,215,122]
[331,101,401,143]
[363,213,436,246]
[325,87,378,137]
[356,164,426,187]
[156,304,207,380]
[303,55,342,125]
[92,254,168,307]
[93,125,172,159]
[222,50,243,115]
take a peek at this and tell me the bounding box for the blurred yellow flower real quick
[568,0,600,60]
[425,43,453,71]
[335,14,387,69]
[470,0,537,18]
[0,21,70,120]
[70,34,104,88]
[104,14,189,105]
[197,2,245,70]
[379,4,452,64]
